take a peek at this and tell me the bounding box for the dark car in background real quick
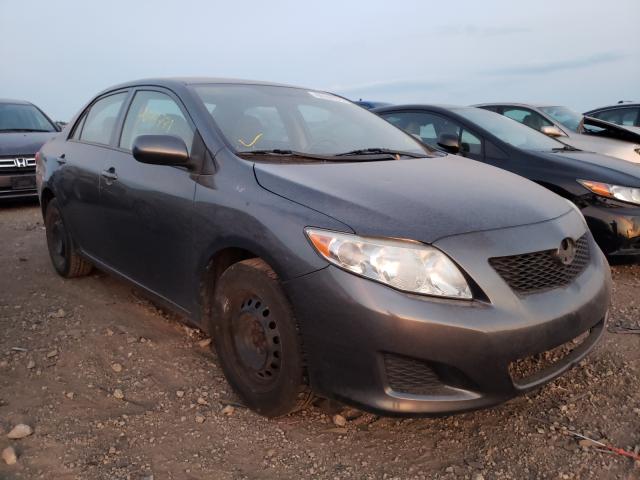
[0,98,59,200]
[475,102,640,163]
[584,101,640,128]
[354,99,391,110]
[37,78,610,417]
[374,105,640,257]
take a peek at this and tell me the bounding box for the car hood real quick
[254,156,572,243]
[0,132,58,156]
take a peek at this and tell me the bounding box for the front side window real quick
[381,111,460,147]
[0,103,57,132]
[502,107,552,132]
[381,111,483,158]
[80,92,127,145]
[192,84,428,157]
[120,91,194,152]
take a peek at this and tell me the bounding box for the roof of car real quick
[372,104,473,113]
[472,102,555,109]
[585,102,640,113]
[105,77,304,91]
[0,98,33,105]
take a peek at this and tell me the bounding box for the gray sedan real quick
[476,103,640,163]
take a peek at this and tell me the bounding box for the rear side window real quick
[591,108,640,126]
[119,91,194,152]
[80,93,127,145]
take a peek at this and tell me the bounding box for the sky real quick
[1,0,638,121]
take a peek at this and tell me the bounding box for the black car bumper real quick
[582,202,640,257]
[0,170,38,199]
[284,211,611,416]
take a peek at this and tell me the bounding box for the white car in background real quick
[475,103,640,164]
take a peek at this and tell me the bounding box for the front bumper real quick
[0,170,37,199]
[284,210,611,415]
[582,201,640,257]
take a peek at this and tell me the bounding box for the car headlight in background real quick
[577,179,640,206]
[305,228,472,299]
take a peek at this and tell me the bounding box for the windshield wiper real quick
[335,148,425,158]
[237,149,339,161]
[0,128,52,133]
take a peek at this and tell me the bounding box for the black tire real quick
[211,258,312,417]
[44,198,93,278]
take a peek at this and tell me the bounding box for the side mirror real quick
[540,125,566,137]
[437,133,460,154]
[54,121,67,132]
[132,135,191,167]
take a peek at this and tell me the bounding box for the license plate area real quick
[11,175,36,190]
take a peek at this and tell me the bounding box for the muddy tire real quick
[211,258,312,417]
[44,198,93,278]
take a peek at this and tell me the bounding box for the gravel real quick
[1,201,638,479]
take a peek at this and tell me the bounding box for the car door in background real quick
[99,89,198,312]
[58,91,128,259]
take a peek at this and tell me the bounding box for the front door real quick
[99,89,198,311]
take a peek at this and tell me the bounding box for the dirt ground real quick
[1,200,639,480]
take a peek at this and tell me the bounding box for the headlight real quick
[577,179,640,206]
[305,228,472,299]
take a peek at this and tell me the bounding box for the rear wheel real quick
[44,198,93,278]
[211,258,311,417]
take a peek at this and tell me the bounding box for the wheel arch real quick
[198,243,288,333]
[40,187,56,217]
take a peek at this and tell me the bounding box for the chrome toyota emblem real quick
[15,158,27,168]
[555,238,576,265]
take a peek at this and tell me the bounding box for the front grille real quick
[489,234,590,295]
[0,157,36,168]
[383,353,445,395]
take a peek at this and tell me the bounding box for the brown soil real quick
[1,200,639,479]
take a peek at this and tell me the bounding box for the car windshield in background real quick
[0,103,56,132]
[539,106,583,132]
[192,84,429,158]
[454,107,564,151]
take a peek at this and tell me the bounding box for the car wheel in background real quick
[211,258,312,417]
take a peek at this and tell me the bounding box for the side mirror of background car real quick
[540,125,566,137]
[132,135,191,168]
[54,121,67,132]
[437,133,460,154]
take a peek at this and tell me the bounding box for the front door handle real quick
[56,154,66,165]
[101,167,118,184]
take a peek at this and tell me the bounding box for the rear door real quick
[57,91,129,260]
[98,88,198,311]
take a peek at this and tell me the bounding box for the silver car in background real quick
[475,103,640,163]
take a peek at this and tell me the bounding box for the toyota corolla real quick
[37,78,610,417]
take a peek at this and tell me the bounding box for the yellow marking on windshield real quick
[238,133,263,148]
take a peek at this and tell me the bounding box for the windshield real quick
[0,103,57,132]
[539,106,582,132]
[454,107,565,151]
[192,84,429,158]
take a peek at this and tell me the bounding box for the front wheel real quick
[44,198,93,278]
[211,258,311,417]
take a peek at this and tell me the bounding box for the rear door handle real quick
[101,167,118,183]
[56,154,66,165]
